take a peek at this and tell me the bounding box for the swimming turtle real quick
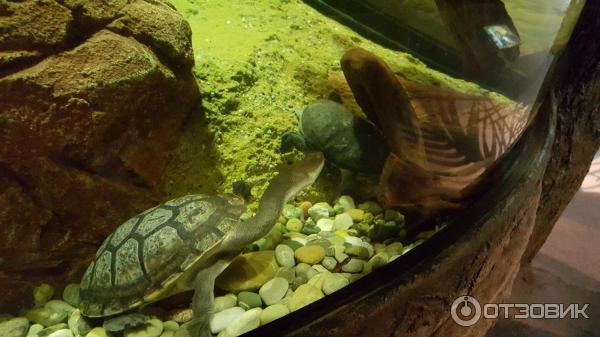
[79,153,324,337]
[280,100,389,174]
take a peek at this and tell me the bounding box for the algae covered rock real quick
[0,0,198,311]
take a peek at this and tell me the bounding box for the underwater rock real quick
[103,314,149,332]
[322,274,350,295]
[210,307,245,335]
[61,284,81,308]
[0,0,198,311]
[214,295,237,313]
[216,251,279,292]
[274,244,296,268]
[223,308,261,337]
[33,284,54,308]
[259,304,290,325]
[288,284,324,312]
[236,292,262,310]
[258,277,289,306]
[123,319,163,337]
[294,246,325,265]
[25,309,66,327]
[0,317,29,337]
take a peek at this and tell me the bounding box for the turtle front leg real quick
[177,260,230,337]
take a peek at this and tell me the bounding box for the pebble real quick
[47,329,73,337]
[275,266,295,284]
[0,316,12,325]
[384,242,404,256]
[341,258,365,273]
[300,225,320,235]
[162,321,179,332]
[305,239,331,250]
[344,246,370,259]
[274,244,295,267]
[259,277,289,306]
[33,284,54,308]
[291,275,308,291]
[364,253,389,273]
[346,209,364,222]
[159,331,174,337]
[307,203,332,221]
[333,213,353,231]
[27,324,43,337]
[360,242,374,258]
[294,246,325,265]
[282,204,304,220]
[26,309,66,327]
[0,317,29,337]
[321,257,337,271]
[237,292,262,310]
[369,220,399,241]
[335,196,355,212]
[298,201,312,218]
[103,313,149,332]
[312,264,329,274]
[288,284,324,311]
[61,284,80,308]
[322,274,350,295]
[214,294,237,313]
[44,301,75,317]
[210,307,245,334]
[384,209,404,222]
[85,328,109,337]
[259,304,289,325]
[326,236,345,246]
[344,236,363,247]
[307,273,328,290]
[67,310,91,336]
[281,239,303,251]
[165,309,192,323]
[38,324,67,337]
[285,218,303,232]
[290,237,308,247]
[358,201,383,215]
[124,319,162,337]
[216,251,279,292]
[224,308,261,336]
[315,218,334,232]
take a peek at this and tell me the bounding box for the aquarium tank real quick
[0,0,587,337]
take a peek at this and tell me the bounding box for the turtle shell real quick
[300,100,389,173]
[79,194,245,317]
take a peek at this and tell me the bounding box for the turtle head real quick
[280,132,308,153]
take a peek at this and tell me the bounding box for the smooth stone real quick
[210,307,245,334]
[284,232,306,239]
[294,263,318,280]
[0,318,29,337]
[346,273,365,283]
[281,239,303,251]
[290,237,308,247]
[165,309,192,323]
[325,245,343,257]
[360,242,375,258]
[47,329,73,337]
[325,235,345,247]
[162,321,179,332]
[0,316,13,325]
[333,213,353,231]
[216,251,279,292]
[67,310,91,336]
[322,274,350,295]
[315,218,334,232]
[307,273,328,290]
[335,195,355,212]
[358,201,382,215]
[344,236,363,246]
[124,319,162,337]
[259,304,290,325]
[345,209,364,222]
[307,203,332,221]
[344,246,370,259]
[159,331,174,337]
[384,242,404,256]
[285,218,303,232]
[85,328,109,337]
[38,324,67,337]
[33,284,55,308]
[27,324,43,337]
[259,277,289,306]
[334,230,349,238]
[274,244,295,268]
[298,201,312,218]
[305,234,320,241]
[294,246,325,265]
[389,254,401,262]
[374,243,387,254]
[214,294,237,313]
[321,257,337,271]
[237,291,262,310]
[300,225,320,235]
[224,308,261,336]
[369,220,398,241]
[61,284,81,308]
[291,275,308,291]
[26,309,66,327]
[44,301,75,317]
[312,264,329,274]
[364,253,389,273]
[305,238,331,250]
[103,314,149,332]
[282,204,304,220]
[275,266,295,284]
[288,284,324,311]
[341,258,365,273]
[384,209,404,222]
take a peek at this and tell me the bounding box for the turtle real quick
[78,153,324,337]
[280,99,389,174]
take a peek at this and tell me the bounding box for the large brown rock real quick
[0,0,199,311]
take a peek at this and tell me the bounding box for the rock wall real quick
[0,0,199,311]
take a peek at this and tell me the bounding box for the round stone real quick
[27,324,43,337]
[335,195,355,212]
[85,328,109,337]
[61,284,81,308]
[165,309,192,323]
[275,266,295,284]
[123,319,162,337]
[161,321,178,332]
[344,246,370,259]
[26,308,66,327]
[0,317,29,337]
[259,304,290,325]
[275,244,295,268]
[214,294,237,313]
[67,310,91,336]
[291,275,308,291]
[216,251,279,292]
[344,236,363,246]
[47,329,73,337]
[364,252,389,273]
[259,277,289,306]
[298,201,312,218]
[385,242,404,256]
[44,301,75,317]
[321,257,337,271]
[307,273,329,290]
[384,209,404,222]
[322,274,350,295]
[315,218,334,232]
[282,204,304,220]
[237,292,262,310]
[285,218,303,232]
[342,258,365,273]
[281,239,303,251]
[288,284,324,311]
[333,213,353,231]
[358,201,383,215]
[103,314,149,332]
[294,246,325,265]
[38,324,67,337]
[346,209,364,222]
[210,307,245,334]
[33,284,55,308]
[224,308,261,336]
[307,203,332,221]
[159,331,174,337]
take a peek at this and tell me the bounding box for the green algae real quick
[164,0,512,206]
